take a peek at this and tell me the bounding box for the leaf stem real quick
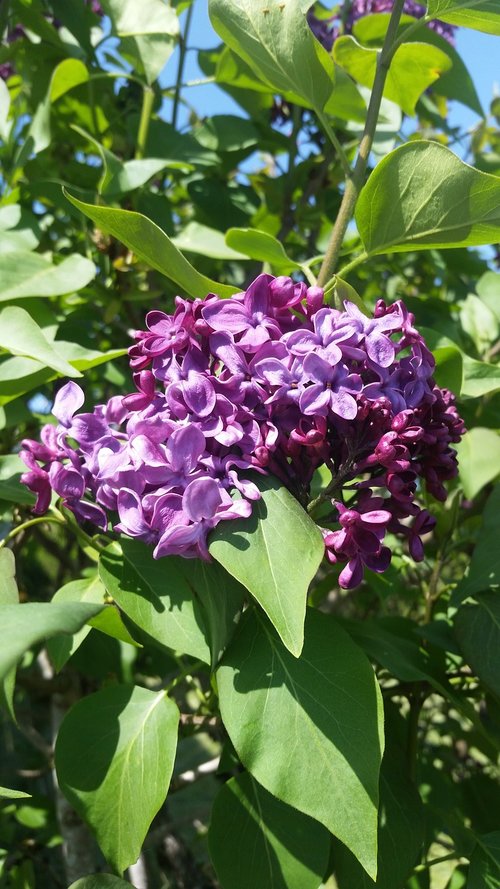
[317,0,407,286]
[172,1,194,131]
[337,250,369,279]
[135,86,154,160]
[165,660,206,694]
[0,515,65,548]
[414,852,460,872]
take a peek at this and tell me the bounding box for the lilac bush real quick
[307,0,456,52]
[20,274,464,589]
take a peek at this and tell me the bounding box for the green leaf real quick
[343,616,435,683]
[53,342,128,372]
[50,58,89,102]
[334,705,425,889]
[104,0,179,84]
[468,832,500,888]
[225,227,301,271]
[173,222,246,260]
[209,772,331,889]
[356,141,500,255]
[325,274,370,316]
[99,539,245,666]
[209,474,324,657]
[418,325,464,393]
[0,548,19,607]
[353,14,483,116]
[324,65,367,122]
[427,0,500,35]
[217,609,384,878]
[0,307,82,379]
[333,37,451,116]
[0,205,41,253]
[476,271,500,320]
[55,684,179,874]
[194,115,259,153]
[455,487,500,602]
[209,0,335,112]
[462,357,500,398]
[0,602,103,682]
[0,252,96,301]
[106,158,190,194]
[47,575,139,673]
[63,191,237,299]
[460,294,499,356]
[456,429,500,500]
[455,593,500,700]
[0,787,32,800]
[0,549,19,721]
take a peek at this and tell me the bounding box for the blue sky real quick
[161,1,498,138]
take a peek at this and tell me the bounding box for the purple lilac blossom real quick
[307,0,456,51]
[20,275,465,588]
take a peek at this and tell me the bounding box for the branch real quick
[317,0,407,286]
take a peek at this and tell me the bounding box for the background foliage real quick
[1,0,500,887]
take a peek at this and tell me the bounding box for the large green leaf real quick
[217,609,384,878]
[55,684,179,874]
[334,705,425,889]
[209,0,335,112]
[0,602,103,682]
[64,191,237,299]
[427,0,500,35]
[454,487,500,602]
[0,252,95,301]
[225,227,301,271]
[333,37,451,116]
[356,141,500,255]
[456,429,500,500]
[103,0,179,85]
[0,307,82,379]
[209,474,324,657]
[99,539,245,666]
[468,832,500,888]
[209,772,331,889]
[455,593,500,700]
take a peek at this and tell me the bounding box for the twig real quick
[317,0,407,285]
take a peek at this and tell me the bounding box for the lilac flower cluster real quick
[307,0,455,52]
[20,274,464,588]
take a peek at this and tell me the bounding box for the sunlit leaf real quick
[217,609,384,878]
[209,474,324,657]
[356,142,500,254]
[64,191,237,299]
[56,684,179,874]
